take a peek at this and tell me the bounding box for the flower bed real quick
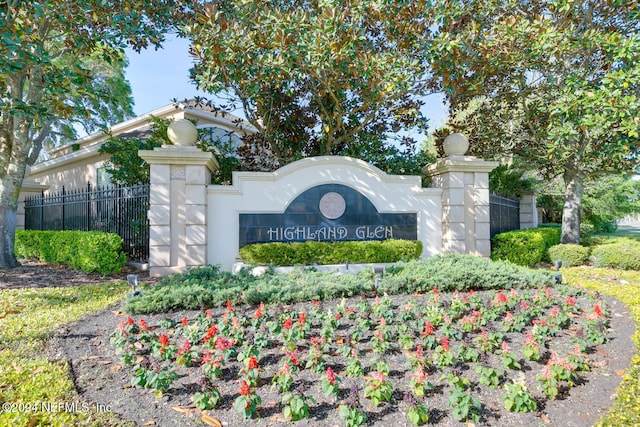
[110,284,615,425]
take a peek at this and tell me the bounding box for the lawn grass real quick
[0,283,130,427]
[564,267,640,426]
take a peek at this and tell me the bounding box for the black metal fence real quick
[490,193,520,237]
[24,183,150,261]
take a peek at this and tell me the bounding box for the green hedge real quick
[15,230,126,274]
[491,227,561,267]
[548,244,591,267]
[239,239,422,265]
[591,239,640,270]
[124,254,555,314]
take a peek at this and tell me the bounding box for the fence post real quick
[425,133,499,258]
[86,182,91,231]
[519,192,538,229]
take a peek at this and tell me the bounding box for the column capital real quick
[424,156,499,176]
[139,146,219,172]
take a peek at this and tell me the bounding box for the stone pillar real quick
[425,134,499,257]
[519,192,538,229]
[139,120,218,277]
[17,171,49,230]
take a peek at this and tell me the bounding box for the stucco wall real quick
[208,156,443,270]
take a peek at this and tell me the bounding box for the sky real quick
[125,36,448,132]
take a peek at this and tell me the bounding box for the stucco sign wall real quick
[208,156,442,270]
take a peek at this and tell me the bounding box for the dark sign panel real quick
[239,184,417,247]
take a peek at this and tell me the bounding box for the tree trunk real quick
[561,168,584,244]
[0,206,19,268]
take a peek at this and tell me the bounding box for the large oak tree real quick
[0,1,191,268]
[429,0,640,243]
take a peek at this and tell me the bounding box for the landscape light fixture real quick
[127,274,141,297]
[554,260,563,284]
[372,265,386,289]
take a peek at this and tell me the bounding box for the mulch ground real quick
[1,260,637,426]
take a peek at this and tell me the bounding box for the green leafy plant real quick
[363,371,393,407]
[404,393,429,426]
[339,386,368,427]
[282,388,313,421]
[447,386,482,423]
[475,365,505,389]
[239,239,422,265]
[591,240,640,270]
[548,244,591,267]
[15,230,126,274]
[502,378,537,412]
[491,227,561,266]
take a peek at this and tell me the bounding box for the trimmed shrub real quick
[591,240,640,270]
[124,254,555,314]
[239,239,422,265]
[15,230,126,274]
[379,254,556,294]
[491,227,561,267]
[548,244,590,267]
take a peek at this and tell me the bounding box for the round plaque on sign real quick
[319,192,346,220]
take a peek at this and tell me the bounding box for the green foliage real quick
[15,230,126,274]
[99,116,171,185]
[0,0,190,268]
[591,240,640,270]
[429,1,640,244]
[582,176,640,233]
[125,254,555,314]
[239,239,422,265]
[548,244,591,267]
[184,2,433,170]
[502,380,537,413]
[489,164,536,198]
[380,254,555,294]
[491,227,561,267]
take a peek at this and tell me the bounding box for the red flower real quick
[593,303,604,317]
[565,296,576,306]
[283,318,294,330]
[335,312,341,321]
[326,367,337,385]
[440,337,450,352]
[247,355,259,370]
[181,316,188,327]
[159,334,169,347]
[520,300,529,310]
[550,306,559,318]
[206,309,213,320]
[285,349,300,366]
[298,311,307,326]
[182,340,191,353]
[226,300,234,311]
[239,379,251,396]
[422,321,434,337]
[254,302,265,319]
[215,336,234,352]
[201,352,213,365]
[204,324,218,342]
[496,292,508,304]
[233,317,241,330]
[139,319,148,331]
[501,340,509,353]
[126,316,135,326]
